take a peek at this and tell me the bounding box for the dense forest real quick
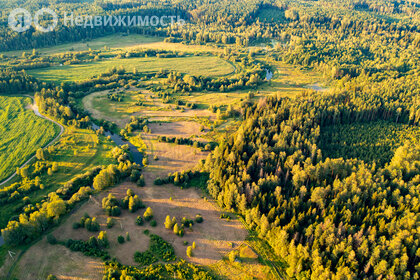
[1,0,420,278]
[204,89,420,278]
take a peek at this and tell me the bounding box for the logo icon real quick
[8,8,58,33]
[8,8,32,33]
[34,8,58,33]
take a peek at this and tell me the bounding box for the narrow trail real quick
[0,96,65,187]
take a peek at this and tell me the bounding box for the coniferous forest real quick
[0,0,419,279]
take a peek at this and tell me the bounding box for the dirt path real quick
[0,96,65,187]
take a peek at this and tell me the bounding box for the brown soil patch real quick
[11,239,103,280]
[148,121,204,138]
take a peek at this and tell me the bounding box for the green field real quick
[0,96,60,182]
[320,121,420,165]
[28,55,235,82]
[1,34,163,57]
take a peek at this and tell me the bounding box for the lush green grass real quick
[83,89,148,121]
[257,62,327,96]
[28,55,235,82]
[320,121,420,165]
[1,34,163,57]
[0,96,60,182]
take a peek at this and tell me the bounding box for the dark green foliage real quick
[72,222,82,229]
[134,250,158,266]
[157,136,217,151]
[195,214,203,223]
[106,217,115,229]
[102,194,121,216]
[117,235,125,244]
[149,234,176,262]
[154,170,208,189]
[65,238,110,260]
[47,234,57,245]
[137,174,145,187]
[320,121,420,166]
[136,216,144,226]
[181,217,194,228]
[150,220,157,227]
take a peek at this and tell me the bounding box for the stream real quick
[91,123,143,165]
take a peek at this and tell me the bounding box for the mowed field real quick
[28,55,235,82]
[0,96,60,182]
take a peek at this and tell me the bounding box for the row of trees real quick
[1,158,141,246]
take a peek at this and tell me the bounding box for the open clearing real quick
[28,55,235,82]
[257,62,327,97]
[0,95,60,182]
[148,121,204,137]
[13,181,247,279]
[11,117,247,279]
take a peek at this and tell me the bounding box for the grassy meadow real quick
[0,96,60,182]
[28,55,235,82]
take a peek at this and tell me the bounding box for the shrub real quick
[136,216,144,226]
[181,217,194,227]
[86,217,100,232]
[47,234,57,245]
[150,220,157,227]
[126,232,131,241]
[117,235,125,244]
[186,246,193,257]
[65,239,110,260]
[134,250,158,266]
[195,214,203,223]
[229,251,238,263]
[106,217,115,228]
[143,229,150,235]
[73,222,82,229]
[143,207,153,221]
[47,275,57,280]
[102,194,121,216]
[137,175,145,187]
[149,234,176,262]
